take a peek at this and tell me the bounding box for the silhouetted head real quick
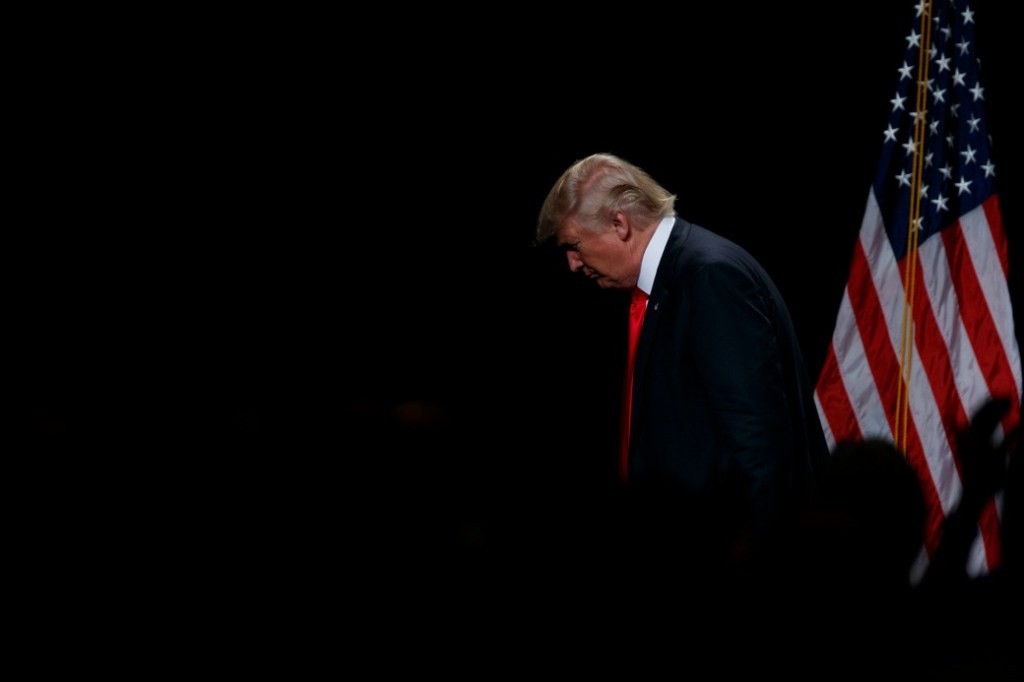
[811,438,927,587]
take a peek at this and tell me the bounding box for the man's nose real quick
[567,252,584,272]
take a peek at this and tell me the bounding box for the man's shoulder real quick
[665,219,734,259]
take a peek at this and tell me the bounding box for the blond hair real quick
[536,153,676,243]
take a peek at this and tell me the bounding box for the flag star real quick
[951,102,961,117]
[956,39,970,56]
[952,69,966,86]
[935,54,951,72]
[899,62,914,80]
[955,177,973,195]
[929,44,938,60]
[910,109,927,123]
[962,6,975,24]
[920,184,929,200]
[929,120,941,135]
[925,151,934,168]
[919,77,933,91]
[947,134,957,148]
[982,160,996,177]
[960,144,977,165]
[913,216,923,233]
[932,87,946,103]
[967,115,981,132]
[970,82,984,101]
[884,123,899,142]
[896,169,912,187]
[940,25,951,40]
[931,194,949,213]
[939,164,953,180]
[903,137,918,155]
[906,30,921,49]
[915,0,926,17]
[891,93,906,111]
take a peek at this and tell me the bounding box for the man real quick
[536,152,829,555]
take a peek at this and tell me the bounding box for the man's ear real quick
[610,211,631,241]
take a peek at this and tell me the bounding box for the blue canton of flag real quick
[874,1,996,259]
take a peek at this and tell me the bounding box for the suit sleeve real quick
[688,261,793,533]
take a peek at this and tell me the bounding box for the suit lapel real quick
[631,219,691,433]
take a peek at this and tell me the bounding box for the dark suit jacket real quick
[629,218,829,536]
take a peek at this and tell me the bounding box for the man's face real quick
[555,217,630,290]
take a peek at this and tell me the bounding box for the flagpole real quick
[896,0,934,455]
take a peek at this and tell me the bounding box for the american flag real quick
[814,0,1021,578]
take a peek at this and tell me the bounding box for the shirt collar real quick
[636,216,674,295]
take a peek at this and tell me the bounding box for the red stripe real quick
[815,343,860,444]
[906,436,946,556]
[942,216,1022,431]
[979,500,1002,570]
[978,196,1021,440]
[940,206,1019,570]
[980,195,1018,570]
[909,248,968,454]
[848,240,947,551]
[847,241,901,423]
[902,249,970,553]
[942,215,1015,411]
[983,195,1009,278]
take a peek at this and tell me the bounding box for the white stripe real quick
[823,193,894,444]
[965,490,1004,578]
[966,525,990,578]
[909,544,930,586]
[831,290,891,442]
[917,234,985,506]
[959,203,1024,400]
[906,349,960,516]
[813,391,836,452]
[864,191,958,516]
[919,230,991,419]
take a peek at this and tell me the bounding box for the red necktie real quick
[619,287,648,483]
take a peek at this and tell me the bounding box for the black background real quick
[16,2,1023,575]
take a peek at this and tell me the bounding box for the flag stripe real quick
[920,229,992,431]
[814,345,857,448]
[984,197,1010,279]
[842,196,948,549]
[862,197,954,526]
[911,238,966,453]
[909,240,966,494]
[978,198,1023,437]
[945,203,1023,424]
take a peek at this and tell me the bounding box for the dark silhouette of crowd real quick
[20,381,1018,678]
[399,397,1021,678]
